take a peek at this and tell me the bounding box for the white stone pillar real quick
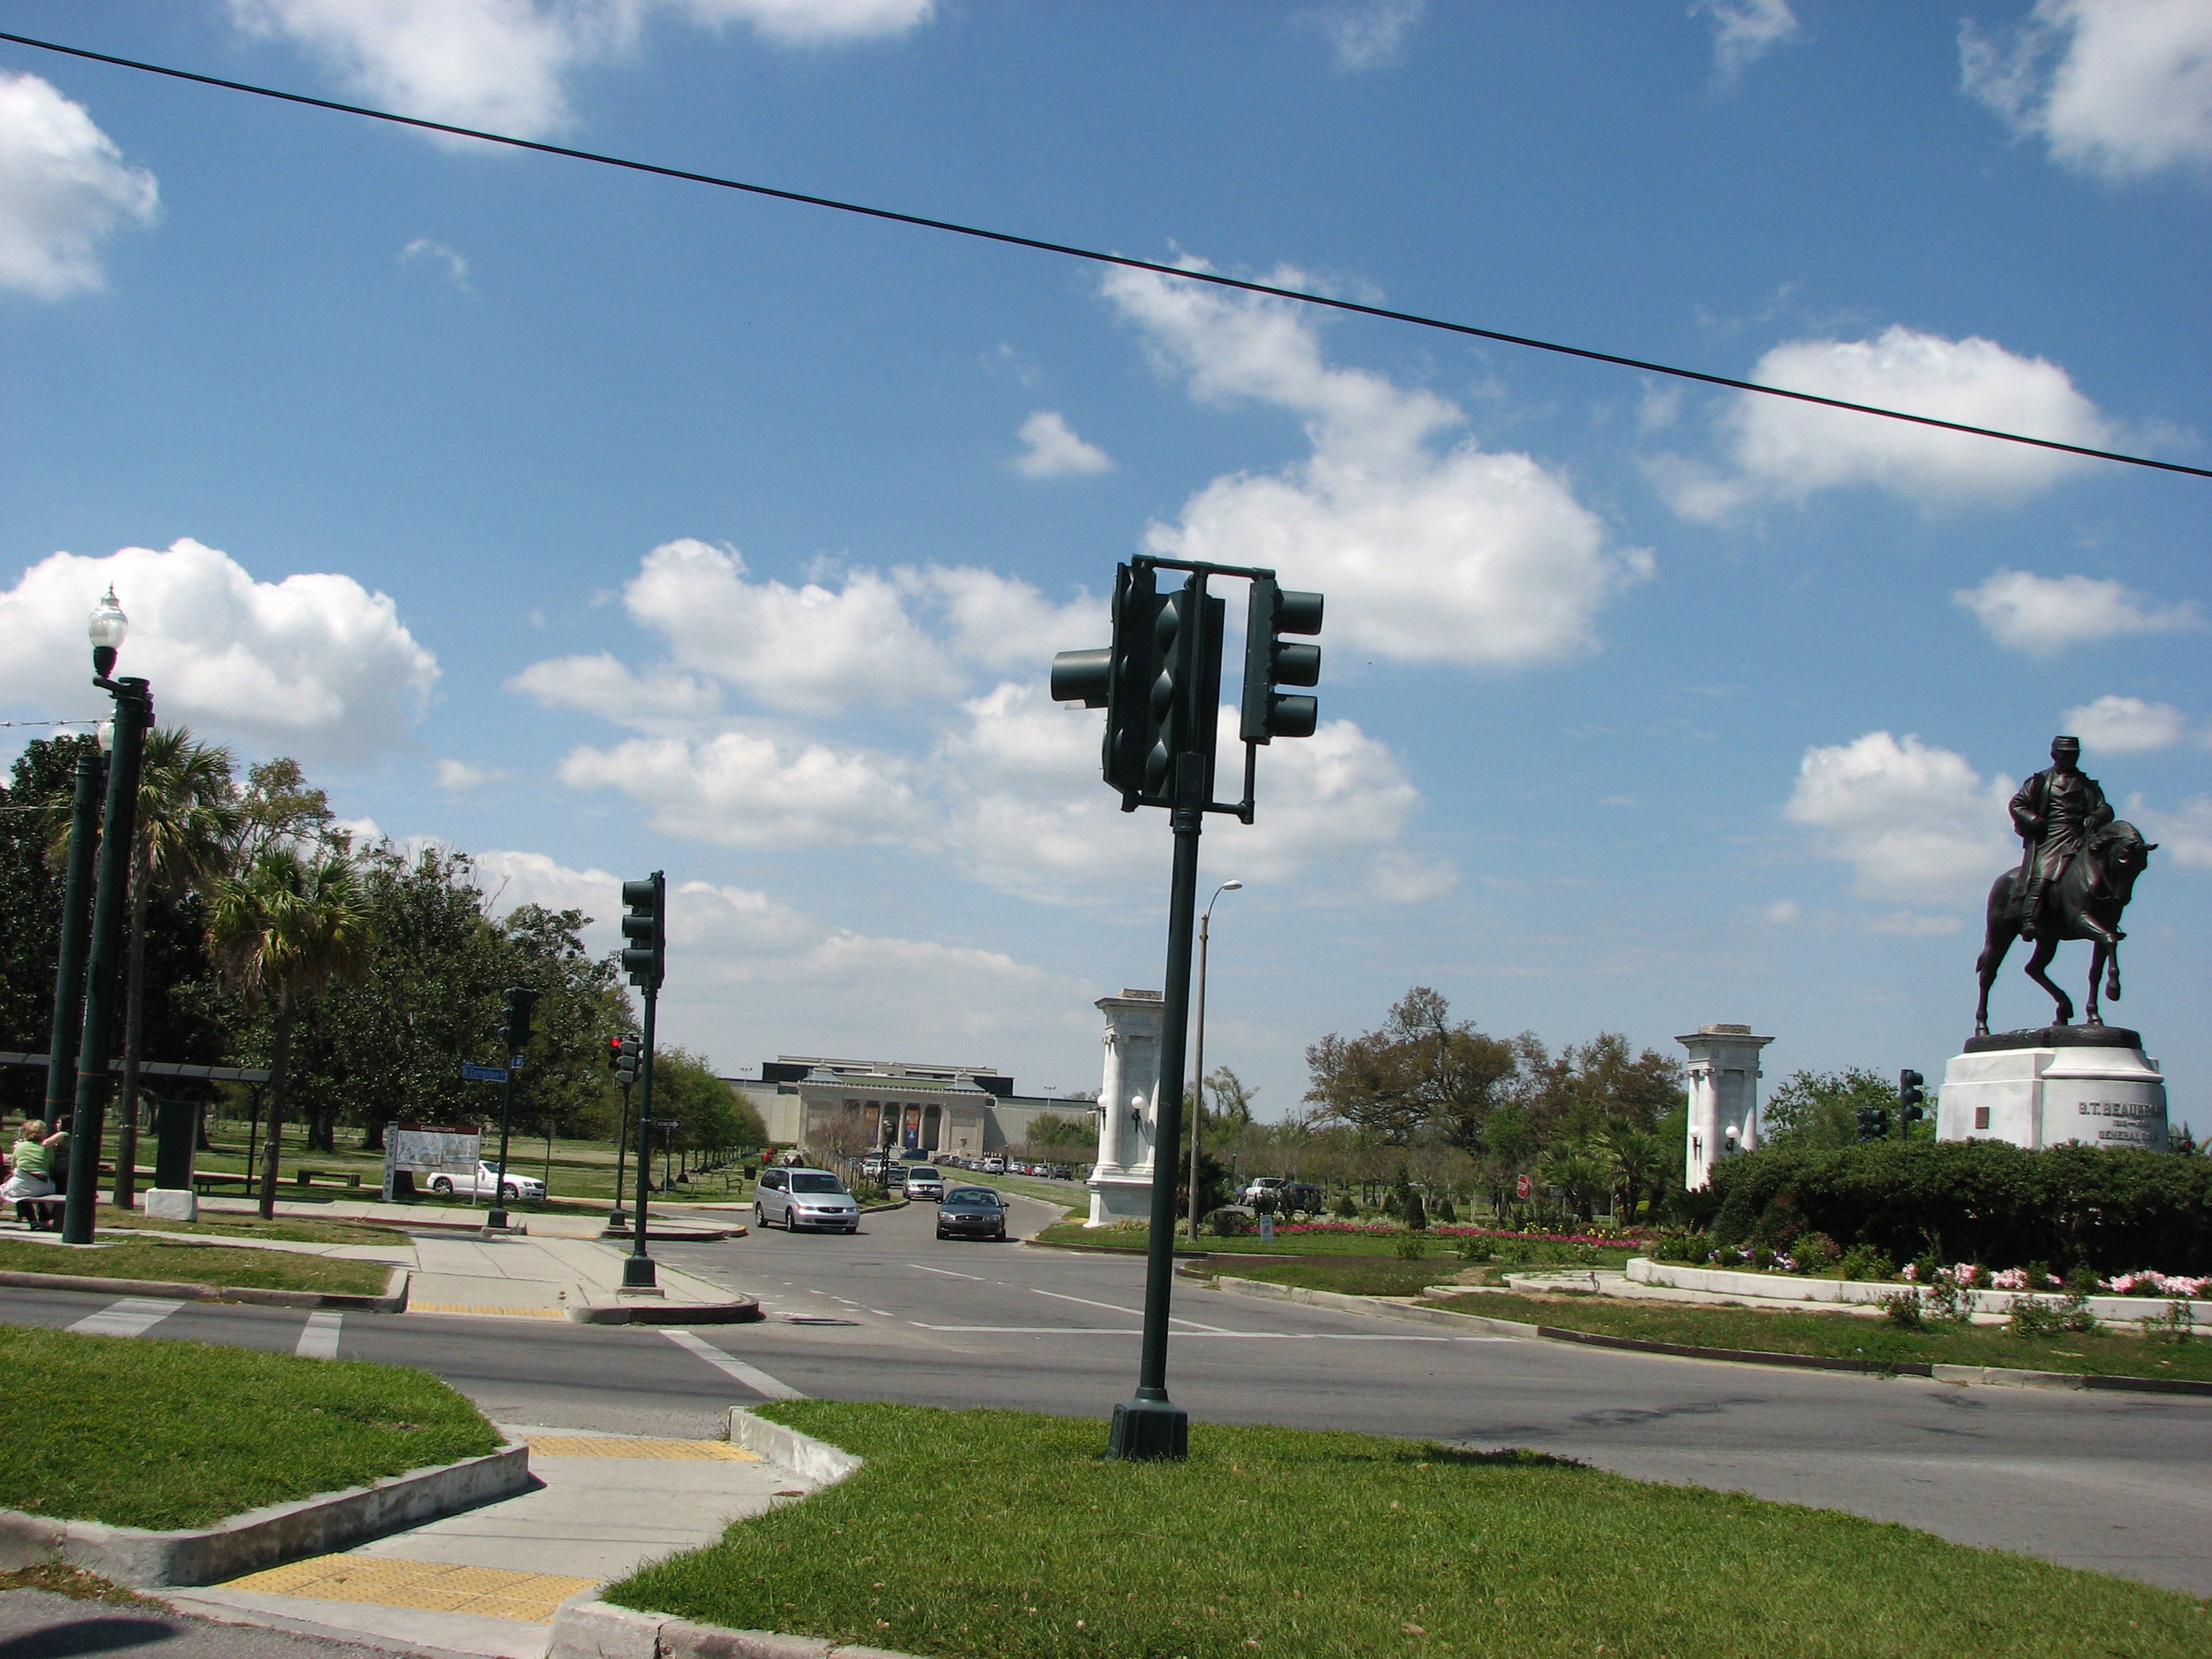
[1087,990,1164,1226]
[1678,1024,1773,1191]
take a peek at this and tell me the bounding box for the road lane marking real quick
[296,1310,343,1358]
[68,1298,184,1337]
[909,1264,984,1279]
[911,1324,1143,1333]
[658,1328,807,1399]
[1030,1287,1233,1333]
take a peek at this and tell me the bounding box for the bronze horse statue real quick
[1974,818,2156,1034]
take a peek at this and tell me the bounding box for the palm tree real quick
[1595,1122,1668,1225]
[114,729,235,1208]
[207,847,373,1219]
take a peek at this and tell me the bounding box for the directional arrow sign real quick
[462,1064,510,1082]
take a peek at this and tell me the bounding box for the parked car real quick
[936,1185,1008,1240]
[905,1166,946,1201]
[754,1167,861,1233]
[981,1157,1007,1174]
[860,1155,890,1179]
[880,1164,910,1190]
[1240,1176,1286,1207]
[426,1162,545,1203]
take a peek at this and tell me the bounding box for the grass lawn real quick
[0,1237,395,1297]
[93,1206,400,1245]
[1420,1289,2212,1384]
[0,1325,501,1529]
[608,1402,2208,1659]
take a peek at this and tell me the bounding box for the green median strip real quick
[608,1402,2208,1659]
[1413,1288,2212,1385]
[0,1325,500,1530]
[89,1205,401,1245]
[0,1237,394,1298]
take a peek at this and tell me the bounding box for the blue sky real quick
[2,1,2207,1125]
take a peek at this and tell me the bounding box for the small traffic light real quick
[1899,1070,1926,1134]
[622,872,665,989]
[1855,1102,1890,1142]
[1053,562,1222,811]
[502,986,541,1056]
[609,1034,640,1086]
[1240,577,1323,742]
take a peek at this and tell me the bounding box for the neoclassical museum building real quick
[726,1055,1099,1159]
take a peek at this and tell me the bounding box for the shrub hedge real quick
[1708,1141,2212,1273]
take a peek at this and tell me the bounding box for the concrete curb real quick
[0,1439,528,1587]
[549,1410,873,1659]
[1627,1256,2209,1327]
[1196,1271,2212,1397]
[567,1295,764,1325]
[0,1263,410,1313]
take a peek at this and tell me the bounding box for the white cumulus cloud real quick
[1302,0,1427,72]
[0,72,159,299]
[0,539,437,757]
[1692,0,1800,87]
[1962,0,2212,180]
[1784,731,2016,906]
[557,729,915,848]
[1653,326,2110,518]
[1106,262,1648,670]
[229,0,932,140]
[509,651,722,726]
[2125,794,2212,871]
[2061,695,2188,753]
[1012,411,1112,479]
[1954,569,2203,656]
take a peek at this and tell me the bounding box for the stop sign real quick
[1515,1173,1532,1200]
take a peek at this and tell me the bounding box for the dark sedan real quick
[936,1186,1008,1241]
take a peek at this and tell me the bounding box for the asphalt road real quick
[9,1192,2209,1598]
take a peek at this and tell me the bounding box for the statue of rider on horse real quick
[1974,735,2158,1036]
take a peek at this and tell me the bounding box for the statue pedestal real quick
[1939,1026,2167,1151]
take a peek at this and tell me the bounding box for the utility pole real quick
[619,874,665,1290]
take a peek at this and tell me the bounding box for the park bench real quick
[295,1168,364,1189]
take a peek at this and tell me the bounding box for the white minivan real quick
[754,1166,861,1233]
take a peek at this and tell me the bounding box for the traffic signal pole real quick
[626,983,657,1287]
[1110,751,1206,1461]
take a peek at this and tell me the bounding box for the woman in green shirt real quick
[6,1118,58,1230]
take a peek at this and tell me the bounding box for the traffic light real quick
[1855,1102,1890,1142]
[502,986,541,1059]
[1052,562,1222,811]
[609,1035,640,1087]
[621,872,664,989]
[1240,576,1324,742]
[1899,1070,1927,1135]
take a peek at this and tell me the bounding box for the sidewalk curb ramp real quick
[1197,1272,2212,1397]
[549,1409,877,1659]
[0,1263,410,1313]
[0,1440,528,1587]
[566,1294,764,1325]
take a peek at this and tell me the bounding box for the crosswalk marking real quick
[68,1297,185,1337]
[296,1310,343,1358]
[658,1327,806,1399]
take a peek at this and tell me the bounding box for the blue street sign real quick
[463,1064,509,1082]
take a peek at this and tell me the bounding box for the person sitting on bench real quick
[4,1118,61,1231]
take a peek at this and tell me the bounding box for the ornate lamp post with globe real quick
[1186,879,1240,1241]
[60,588,155,1245]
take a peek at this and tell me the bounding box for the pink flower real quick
[1901,1263,1918,1282]
[1954,1263,1979,1286]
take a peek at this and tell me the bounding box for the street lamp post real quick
[1187,879,1241,1241]
[63,589,152,1246]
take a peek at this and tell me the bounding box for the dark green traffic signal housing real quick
[1241,576,1323,743]
[1899,1069,1926,1134]
[1855,1102,1890,1142]
[621,872,665,989]
[502,985,541,1056]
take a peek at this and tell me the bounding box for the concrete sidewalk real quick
[169,1424,811,1659]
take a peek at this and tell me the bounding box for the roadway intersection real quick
[8,1194,2208,1596]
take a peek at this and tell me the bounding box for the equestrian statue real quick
[1973,734,2157,1036]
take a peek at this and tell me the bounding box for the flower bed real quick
[1276,1221,1654,1250]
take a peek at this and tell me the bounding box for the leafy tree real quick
[1203,1065,1257,1129]
[1763,1068,1901,1151]
[1511,1032,1684,1142]
[207,846,373,1218]
[1304,987,1516,1147]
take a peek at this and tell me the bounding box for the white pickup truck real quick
[425,1161,546,1202]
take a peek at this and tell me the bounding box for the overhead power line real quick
[4,27,2205,483]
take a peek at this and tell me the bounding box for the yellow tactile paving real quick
[407,1302,569,1317]
[225,1554,595,1623]
[523,1433,761,1461]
